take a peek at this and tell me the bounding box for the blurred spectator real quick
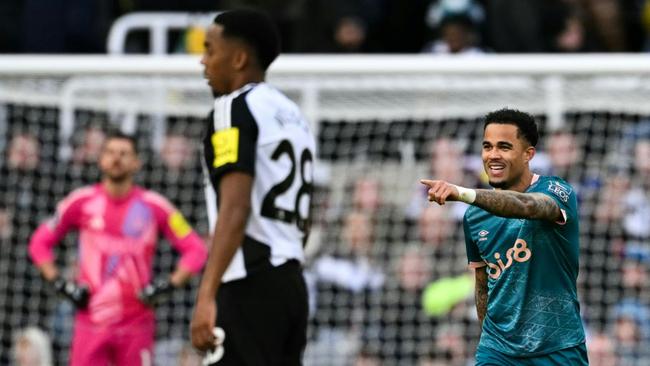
[0,207,13,241]
[586,331,616,366]
[2,133,44,215]
[547,130,581,177]
[594,174,629,231]
[1,0,648,53]
[485,0,587,53]
[418,205,454,248]
[397,245,433,292]
[311,210,385,290]
[406,137,469,221]
[161,133,195,173]
[353,350,382,366]
[632,138,650,183]
[11,326,53,366]
[72,126,106,166]
[333,17,369,53]
[552,9,585,52]
[342,211,375,256]
[428,324,468,366]
[362,245,435,363]
[422,15,484,54]
[580,0,641,52]
[7,133,40,172]
[542,129,602,200]
[422,0,485,54]
[294,0,383,52]
[308,210,385,365]
[352,177,382,214]
[340,175,403,248]
[622,138,650,239]
[620,243,650,297]
[610,300,650,364]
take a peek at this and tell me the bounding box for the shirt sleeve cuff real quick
[468,261,487,269]
[556,208,568,225]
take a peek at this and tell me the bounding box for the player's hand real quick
[52,278,90,309]
[420,179,460,205]
[191,297,218,352]
[138,278,173,306]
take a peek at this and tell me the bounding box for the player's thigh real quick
[475,346,521,366]
[214,261,307,366]
[212,283,265,366]
[476,343,589,366]
[112,322,155,366]
[69,321,111,366]
[281,266,308,365]
[245,261,308,365]
[531,343,589,366]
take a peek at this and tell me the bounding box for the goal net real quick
[1,55,650,365]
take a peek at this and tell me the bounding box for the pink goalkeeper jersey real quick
[29,184,207,326]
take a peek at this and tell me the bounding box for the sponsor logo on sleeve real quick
[211,127,239,168]
[547,181,571,203]
[478,230,489,241]
[169,211,191,239]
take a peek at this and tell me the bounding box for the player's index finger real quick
[420,179,435,187]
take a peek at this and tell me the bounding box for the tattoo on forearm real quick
[474,190,560,221]
[475,269,488,329]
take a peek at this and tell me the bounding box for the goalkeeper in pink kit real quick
[28,132,208,365]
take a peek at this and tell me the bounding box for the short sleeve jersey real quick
[203,83,316,282]
[463,175,585,356]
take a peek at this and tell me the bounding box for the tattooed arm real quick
[473,190,562,222]
[420,179,563,222]
[475,267,488,330]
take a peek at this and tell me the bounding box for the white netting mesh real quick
[1,56,650,365]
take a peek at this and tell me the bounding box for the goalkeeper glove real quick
[52,278,90,309]
[138,278,174,306]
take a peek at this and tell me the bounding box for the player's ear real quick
[232,47,249,71]
[524,146,535,163]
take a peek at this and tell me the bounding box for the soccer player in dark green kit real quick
[421,108,588,365]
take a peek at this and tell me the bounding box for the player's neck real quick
[505,170,535,193]
[229,70,264,93]
[102,179,134,198]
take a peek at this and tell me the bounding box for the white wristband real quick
[453,185,476,204]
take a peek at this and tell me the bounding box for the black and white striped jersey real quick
[203,82,316,283]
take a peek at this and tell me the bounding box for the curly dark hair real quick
[484,108,539,147]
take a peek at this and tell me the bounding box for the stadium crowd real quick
[1,106,650,365]
[0,0,649,54]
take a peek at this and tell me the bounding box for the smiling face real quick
[482,123,535,191]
